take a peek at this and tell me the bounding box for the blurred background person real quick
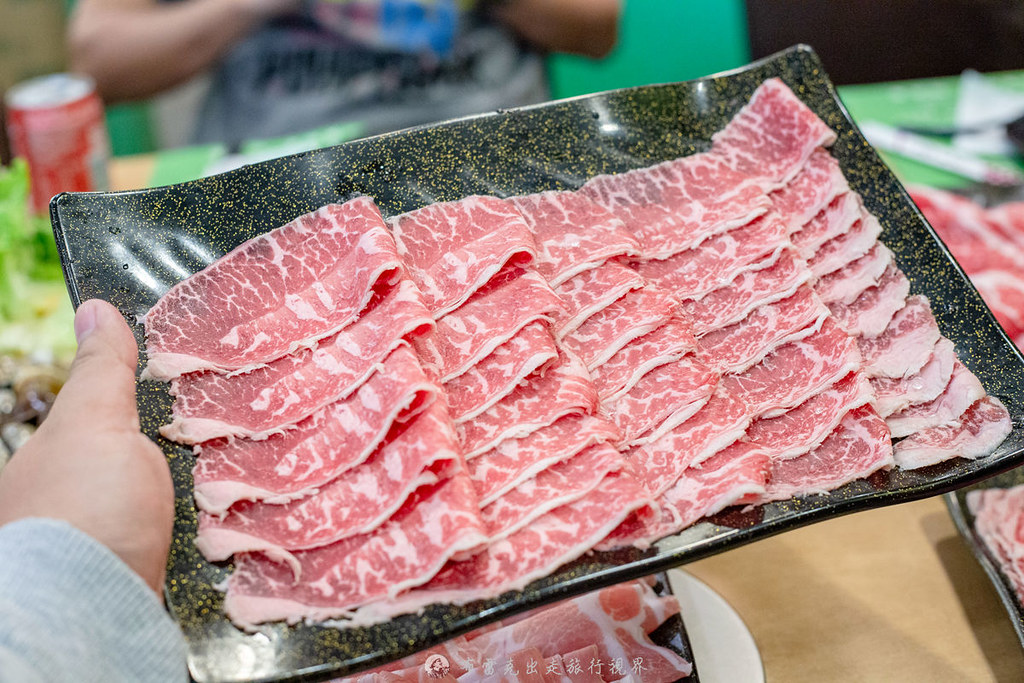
[66,0,620,145]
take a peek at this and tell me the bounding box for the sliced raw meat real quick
[815,242,894,305]
[807,209,884,278]
[966,484,1024,605]
[872,337,957,417]
[162,280,433,443]
[460,577,667,643]
[223,471,488,629]
[378,663,458,683]
[758,405,894,502]
[590,318,698,403]
[455,581,691,682]
[458,351,598,459]
[721,317,862,418]
[657,442,771,528]
[635,211,789,299]
[192,343,436,514]
[572,592,691,682]
[346,473,652,626]
[561,646,615,683]
[580,152,771,259]
[971,269,1024,344]
[698,285,830,374]
[143,198,402,380]
[907,186,1024,347]
[710,77,837,188]
[480,443,623,540]
[827,263,910,338]
[547,649,602,683]
[769,147,848,229]
[913,187,1024,299]
[384,581,690,683]
[932,213,1024,274]
[746,371,874,460]
[445,321,558,424]
[531,655,570,683]
[388,196,537,317]
[791,191,862,257]
[347,628,482,679]
[418,268,564,382]
[979,201,1024,252]
[545,648,611,682]
[679,247,811,337]
[893,396,1012,469]
[887,360,986,438]
[499,647,549,683]
[195,401,459,563]
[603,442,770,549]
[508,191,641,286]
[910,185,1024,271]
[624,387,751,498]
[467,414,620,506]
[602,356,718,448]
[551,261,644,339]
[562,286,680,371]
[543,652,597,683]
[859,295,941,379]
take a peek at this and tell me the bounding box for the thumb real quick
[46,299,142,432]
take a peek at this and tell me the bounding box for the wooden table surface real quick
[107,157,1024,683]
[688,496,1024,681]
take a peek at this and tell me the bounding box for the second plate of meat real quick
[334,574,701,683]
[946,475,1024,649]
[50,45,1024,683]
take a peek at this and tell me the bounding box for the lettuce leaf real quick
[0,159,75,359]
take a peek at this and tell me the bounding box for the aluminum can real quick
[5,73,110,214]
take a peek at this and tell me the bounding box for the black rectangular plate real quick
[50,44,1024,683]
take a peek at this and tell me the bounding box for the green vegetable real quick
[0,160,75,361]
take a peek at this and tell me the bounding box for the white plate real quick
[667,570,764,683]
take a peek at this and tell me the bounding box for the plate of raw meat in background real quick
[946,476,1024,649]
[50,44,1024,682]
[327,573,702,683]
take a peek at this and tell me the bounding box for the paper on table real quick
[860,121,1024,186]
[954,69,1024,157]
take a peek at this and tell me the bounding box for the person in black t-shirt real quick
[67,0,620,144]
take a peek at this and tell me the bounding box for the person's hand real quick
[0,299,175,595]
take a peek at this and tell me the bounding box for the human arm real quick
[67,0,302,102]
[486,0,621,59]
[0,520,188,683]
[0,299,187,681]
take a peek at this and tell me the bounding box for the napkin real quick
[954,69,1024,156]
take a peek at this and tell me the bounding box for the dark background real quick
[746,0,1024,84]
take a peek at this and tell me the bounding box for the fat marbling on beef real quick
[143,199,403,380]
[191,342,437,515]
[337,580,691,683]
[388,195,537,317]
[162,279,433,443]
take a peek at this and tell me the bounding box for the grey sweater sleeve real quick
[0,518,188,683]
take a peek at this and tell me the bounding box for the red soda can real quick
[4,73,110,214]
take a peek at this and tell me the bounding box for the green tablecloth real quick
[838,71,1024,189]
[147,121,365,189]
